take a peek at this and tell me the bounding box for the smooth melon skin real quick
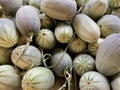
[79,71,110,90]
[82,0,108,20]
[54,22,74,44]
[96,34,120,76]
[11,45,42,70]
[0,0,22,14]
[0,18,18,48]
[35,29,56,50]
[22,67,55,90]
[72,14,100,43]
[50,48,73,76]
[73,54,95,76]
[0,65,21,90]
[40,0,77,21]
[111,73,120,90]
[15,5,40,37]
[97,15,120,38]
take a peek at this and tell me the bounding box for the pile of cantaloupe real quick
[0,0,120,90]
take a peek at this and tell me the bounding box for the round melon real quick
[79,71,110,90]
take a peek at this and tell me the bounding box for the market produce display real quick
[0,0,120,90]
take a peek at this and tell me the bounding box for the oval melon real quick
[96,33,120,76]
